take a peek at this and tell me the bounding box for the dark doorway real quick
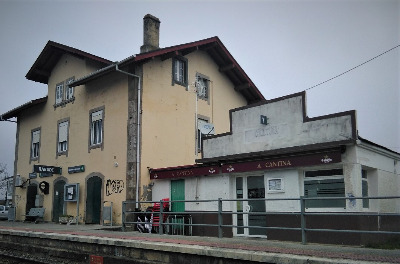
[86,176,102,224]
[53,180,66,222]
[26,184,38,213]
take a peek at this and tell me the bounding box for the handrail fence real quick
[122,196,400,244]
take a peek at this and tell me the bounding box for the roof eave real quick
[26,41,113,84]
[69,63,117,87]
[67,36,265,102]
[196,141,353,164]
[0,96,48,120]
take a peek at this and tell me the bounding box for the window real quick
[267,178,284,193]
[55,77,75,107]
[31,129,40,160]
[90,109,104,149]
[55,82,64,105]
[65,77,75,101]
[57,120,69,155]
[197,118,214,152]
[362,170,369,208]
[172,57,187,86]
[304,169,345,208]
[195,73,209,100]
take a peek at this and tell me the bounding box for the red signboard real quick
[150,151,341,179]
[90,255,103,264]
[222,151,341,173]
[150,165,218,180]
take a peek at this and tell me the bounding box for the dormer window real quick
[54,77,75,108]
[65,77,75,101]
[172,57,187,87]
[55,82,64,105]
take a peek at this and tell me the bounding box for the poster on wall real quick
[64,183,79,202]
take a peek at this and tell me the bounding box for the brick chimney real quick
[140,14,161,53]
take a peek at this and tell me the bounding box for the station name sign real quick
[68,165,85,174]
[33,165,62,175]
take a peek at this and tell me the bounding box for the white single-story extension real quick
[149,91,400,243]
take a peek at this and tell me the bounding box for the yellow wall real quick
[14,54,128,223]
[14,49,250,224]
[140,50,247,198]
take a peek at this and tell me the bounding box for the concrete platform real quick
[0,220,399,264]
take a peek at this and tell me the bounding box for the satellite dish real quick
[198,122,215,135]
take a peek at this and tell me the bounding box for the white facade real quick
[152,92,400,216]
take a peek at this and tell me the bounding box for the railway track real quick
[0,252,46,264]
[0,249,82,264]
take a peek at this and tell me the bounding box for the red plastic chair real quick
[152,198,169,233]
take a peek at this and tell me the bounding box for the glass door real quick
[235,175,266,237]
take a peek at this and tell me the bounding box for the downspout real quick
[115,64,141,208]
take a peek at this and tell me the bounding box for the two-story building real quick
[0,14,264,224]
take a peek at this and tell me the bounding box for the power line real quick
[306,44,400,91]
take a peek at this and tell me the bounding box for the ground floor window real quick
[304,169,345,208]
[362,170,369,208]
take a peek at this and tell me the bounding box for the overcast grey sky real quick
[0,0,399,175]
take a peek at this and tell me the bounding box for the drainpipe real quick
[115,64,141,209]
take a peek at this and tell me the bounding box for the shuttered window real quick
[31,129,40,159]
[58,121,69,153]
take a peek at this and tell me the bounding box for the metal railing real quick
[122,196,400,244]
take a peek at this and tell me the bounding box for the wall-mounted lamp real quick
[15,175,30,188]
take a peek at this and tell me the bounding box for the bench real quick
[24,208,45,223]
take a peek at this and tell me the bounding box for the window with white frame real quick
[172,57,187,86]
[65,77,75,101]
[304,169,345,208]
[90,109,104,148]
[55,82,64,105]
[267,178,284,193]
[55,77,75,107]
[195,73,209,100]
[57,120,69,154]
[31,129,40,160]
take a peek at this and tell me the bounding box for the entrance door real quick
[86,176,102,224]
[235,176,266,237]
[171,179,185,212]
[26,184,38,213]
[53,180,66,222]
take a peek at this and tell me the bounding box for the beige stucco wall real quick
[141,50,247,200]
[14,49,251,224]
[14,54,128,223]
